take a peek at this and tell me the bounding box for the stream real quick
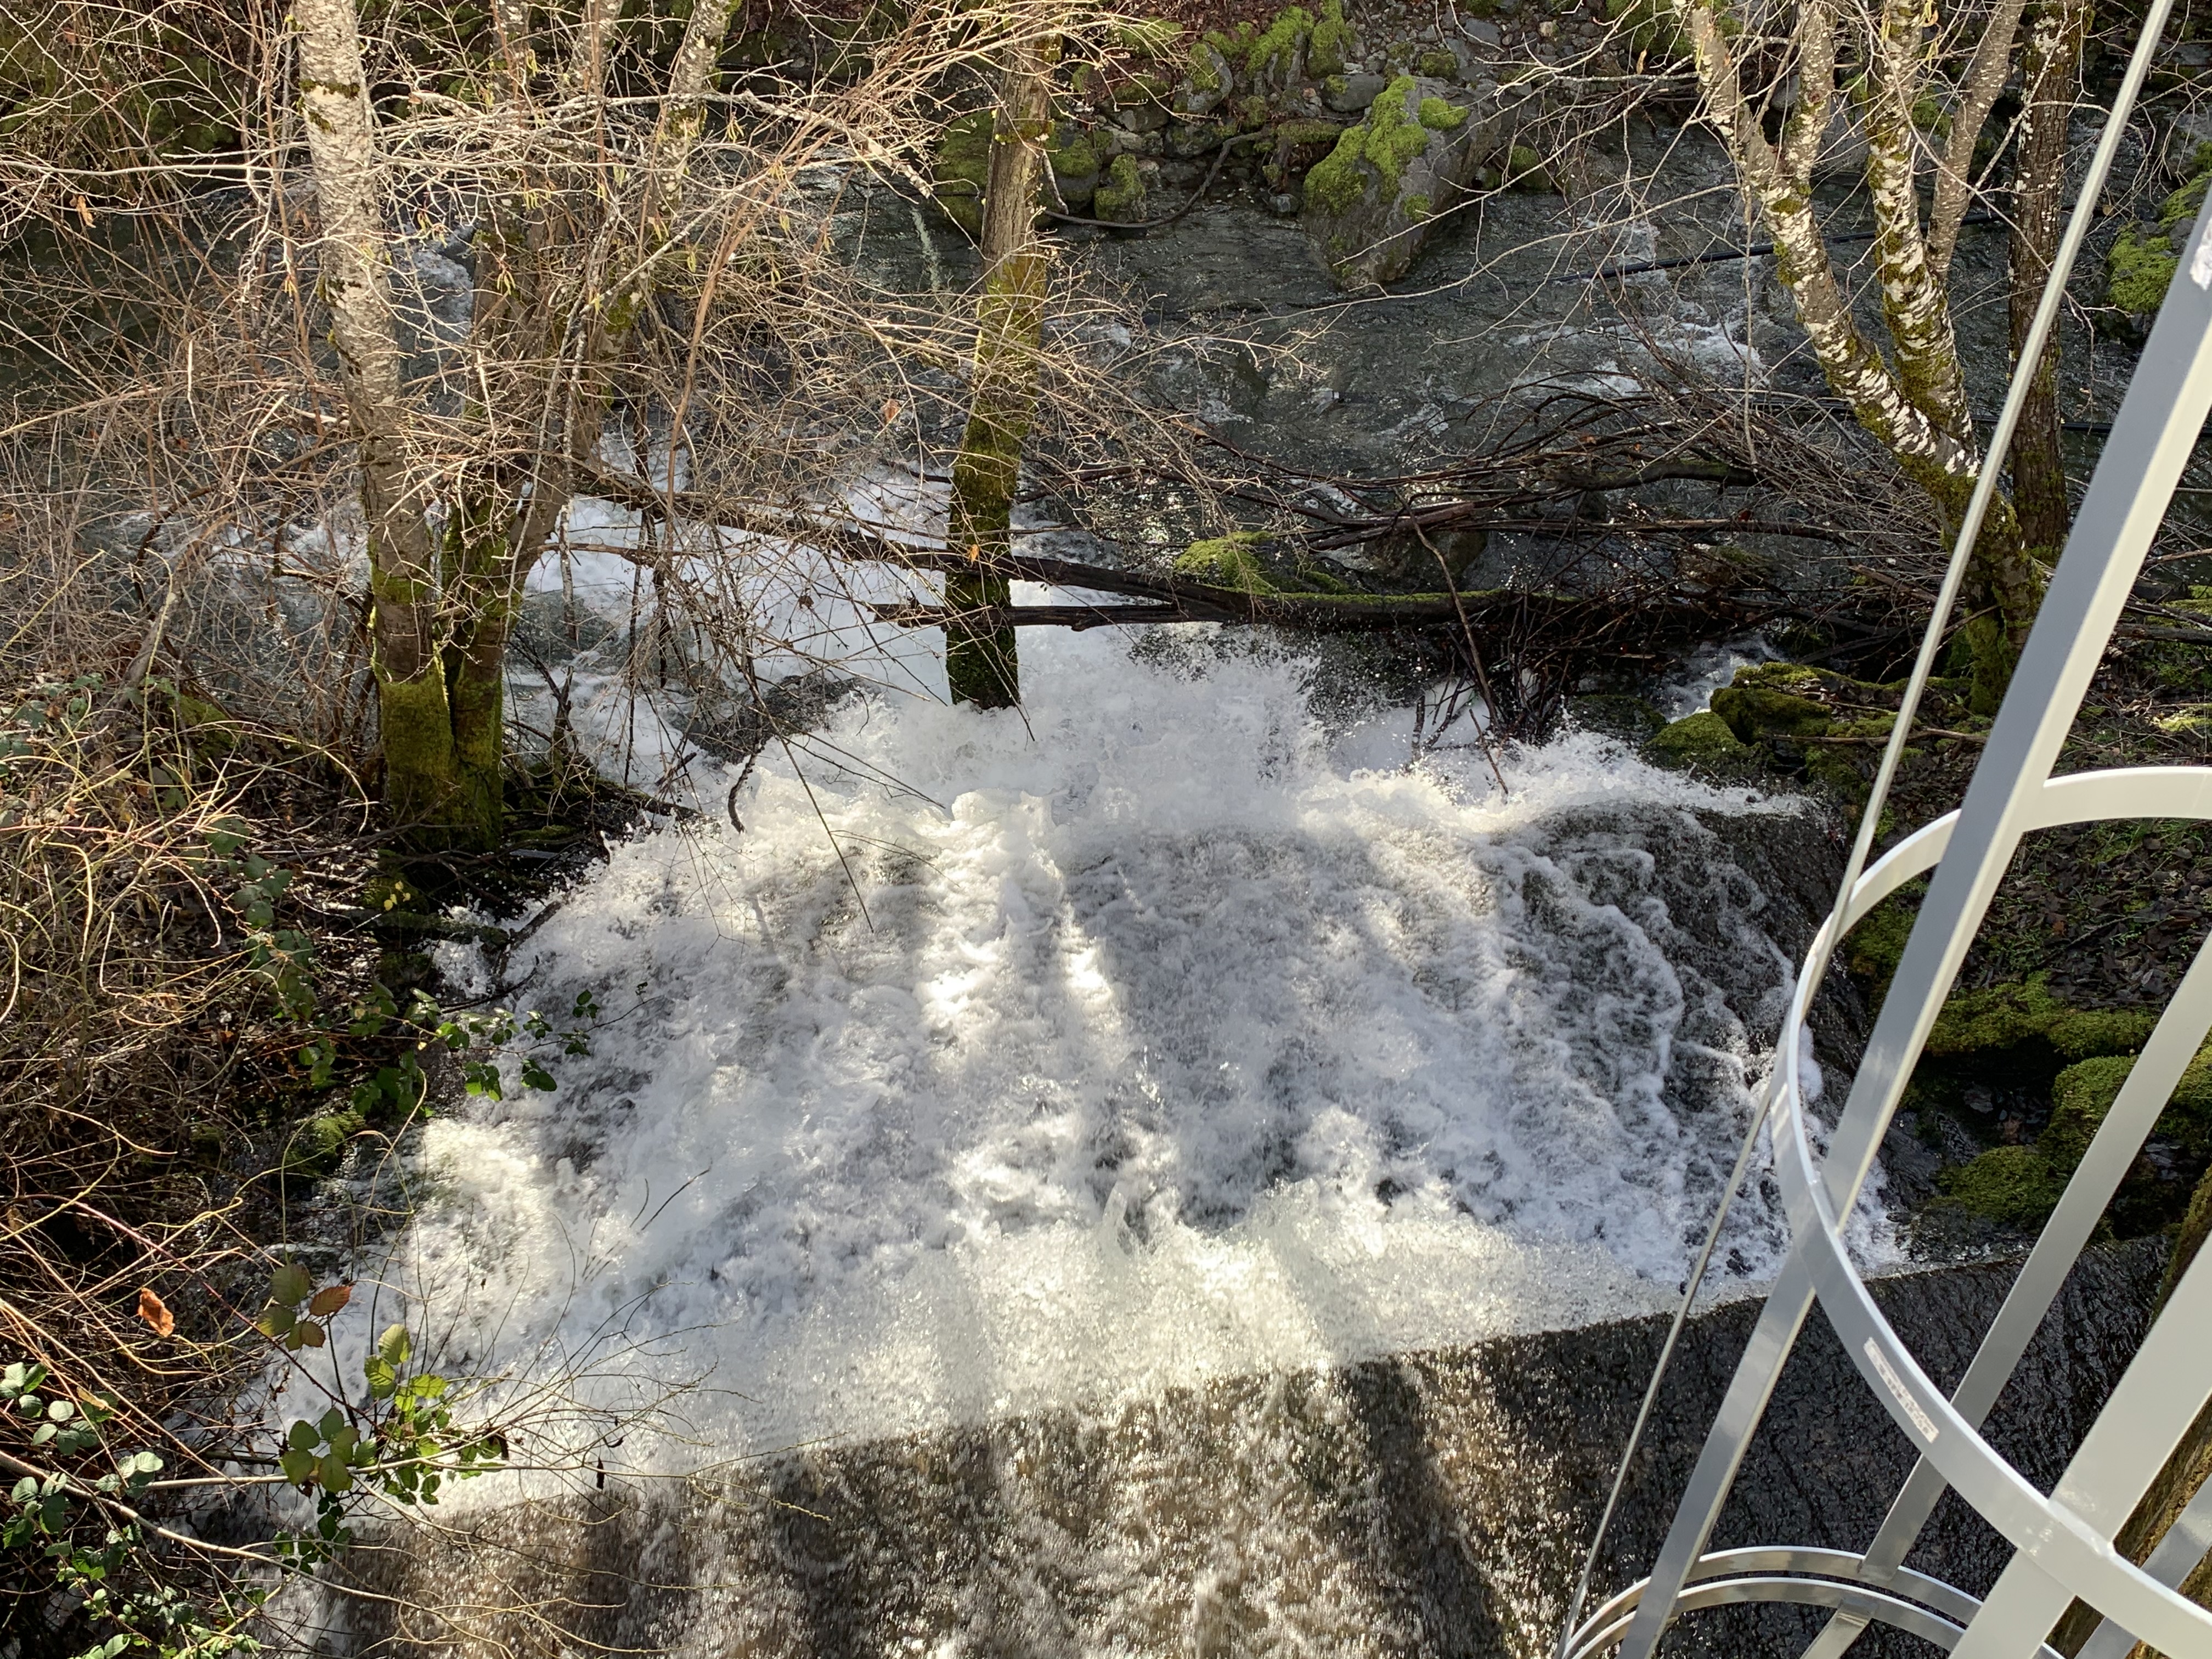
[298,146,2166,1656]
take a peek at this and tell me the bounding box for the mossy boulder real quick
[2104,148,2212,331]
[1300,74,1498,286]
[932,108,994,236]
[1245,5,1314,92]
[1176,40,1237,116]
[1048,121,1102,212]
[1645,710,1757,777]
[1567,694,1664,743]
[1307,0,1358,77]
[1936,1145,2064,1231]
[1924,973,2157,1062]
[1093,154,1149,224]
[1175,532,1278,593]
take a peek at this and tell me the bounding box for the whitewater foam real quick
[349,629,1870,1469]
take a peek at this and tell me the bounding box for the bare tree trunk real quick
[294,0,457,833]
[2008,0,2086,558]
[945,30,1059,709]
[439,0,739,843]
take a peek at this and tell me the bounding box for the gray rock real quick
[1324,70,1390,111]
[1173,41,1235,117]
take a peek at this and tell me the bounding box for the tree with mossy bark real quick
[293,0,746,850]
[1668,0,2070,711]
[944,29,1062,709]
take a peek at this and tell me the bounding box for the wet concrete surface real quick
[332,1238,2165,1658]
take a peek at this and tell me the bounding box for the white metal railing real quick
[1559,13,2212,1653]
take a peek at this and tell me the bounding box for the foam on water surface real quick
[360,628,1869,1469]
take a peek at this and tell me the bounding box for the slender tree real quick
[1668,0,2049,708]
[944,29,1062,709]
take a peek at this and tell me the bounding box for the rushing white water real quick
[336,624,1897,1473]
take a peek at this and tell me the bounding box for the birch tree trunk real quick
[2008,0,2087,558]
[945,31,1060,709]
[1673,0,2045,708]
[294,0,458,833]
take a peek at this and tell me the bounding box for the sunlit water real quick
[317,625,1892,1474]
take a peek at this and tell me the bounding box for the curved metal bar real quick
[1565,1544,1995,1656]
[1577,1574,1972,1655]
[1774,1018,2212,1655]
[1611,175,2212,1659]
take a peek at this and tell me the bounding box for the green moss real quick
[1923,973,2157,1060]
[1909,94,1953,140]
[1276,117,1345,144]
[1403,192,1431,221]
[1708,684,1832,744]
[1605,0,1689,63]
[1051,127,1100,180]
[2108,224,2180,314]
[1093,153,1147,222]
[1308,0,1355,76]
[1417,48,1459,76]
[933,108,994,235]
[1937,1146,2063,1229]
[281,1110,364,1177]
[1186,39,1227,92]
[1246,5,1313,80]
[1844,886,1920,990]
[2047,1006,2162,1061]
[2041,1054,2138,1169]
[2155,704,2212,737]
[1417,95,1465,129]
[1304,74,1433,216]
[1175,532,1277,592]
[1646,710,1751,771]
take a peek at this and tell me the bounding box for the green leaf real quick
[364,1357,396,1400]
[288,1419,319,1451]
[317,1452,353,1494]
[278,1448,315,1487]
[257,1303,296,1339]
[47,1398,74,1422]
[377,1324,412,1368]
[270,1262,314,1307]
[318,1407,346,1440]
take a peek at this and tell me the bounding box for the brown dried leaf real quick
[307,1284,351,1318]
[136,1288,174,1338]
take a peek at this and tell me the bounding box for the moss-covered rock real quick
[1937,1145,2064,1230]
[1307,0,1357,77]
[1093,153,1149,224]
[1924,974,2157,1062]
[2104,156,2212,328]
[280,1110,363,1177]
[1708,682,1833,744]
[1245,5,1313,91]
[1300,74,1497,286]
[1175,532,1278,592]
[1567,693,1664,743]
[1048,121,1102,212]
[1645,710,1754,775]
[1605,0,1691,65]
[1176,39,1236,116]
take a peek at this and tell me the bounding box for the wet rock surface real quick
[334,1240,2164,1657]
